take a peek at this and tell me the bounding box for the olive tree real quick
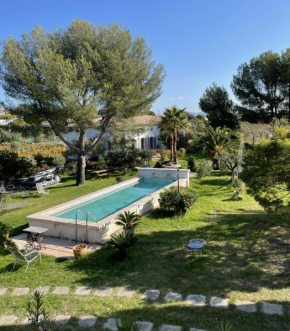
[0,20,165,185]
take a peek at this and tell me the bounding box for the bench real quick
[91,169,109,180]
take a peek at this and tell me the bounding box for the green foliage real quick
[26,290,49,331]
[231,50,290,122]
[160,149,171,163]
[199,83,238,128]
[108,231,138,261]
[0,151,36,181]
[241,138,290,212]
[218,321,233,331]
[187,156,196,172]
[158,186,199,214]
[116,176,123,183]
[52,154,66,168]
[159,106,189,163]
[0,129,22,143]
[116,211,141,230]
[107,148,152,172]
[0,222,17,253]
[196,160,213,178]
[116,319,141,331]
[0,19,165,186]
[176,148,186,157]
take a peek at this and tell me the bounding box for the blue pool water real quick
[54,179,173,222]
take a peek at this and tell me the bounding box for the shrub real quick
[10,141,21,150]
[187,156,196,172]
[52,154,66,168]
[160,149,171,163]
[116,319,141,331]
[116,176,123,183]
[138,149,153,166]
[63,161,77,174]
[116,211,141,230]
[158,186,199,214]
[0,222,17,253]
[154,161,162,168]
[26,290,50,331]
[178,148,186,157]
[108,232,138,261]
[196,160,212,178]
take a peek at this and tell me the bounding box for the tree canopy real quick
[0,20,165,185]
[199,83,238,128]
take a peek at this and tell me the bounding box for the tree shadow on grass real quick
[68,210,290,302]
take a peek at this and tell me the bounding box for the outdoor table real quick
[187,242,204,257]
[23,226,48,250]
[189,238,207,245]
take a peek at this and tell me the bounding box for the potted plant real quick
[116,211,141,235]
[72,244,87,259]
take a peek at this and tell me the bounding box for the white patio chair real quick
[36,183,49,195]
[9,247,42,273]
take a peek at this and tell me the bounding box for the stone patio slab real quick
[190,328,208,331]
[0,315,17,325]
[52,286,70,295]
[159,325,182,331]
[117,287,136,298]
[55,315,71,325]
[75,286,92,295]
[137,321,154,331]
[209,297,229,308]
[12,287,29,296]
[36,286,50,295]
[262,302,283,315]
[94,286,113,297]
[19,317,29,325]
[78,315,97,327]
[142,289,160,300]
[187,294,206,306]
[103,318,121,330]
[236,300,257,313]
[0,288,8,295]
[164,292,182,302]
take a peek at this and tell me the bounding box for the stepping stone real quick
[159,325,182,331]
[12,287,29,296]
[137,321,154,331]
[187,294,206,306]
[55,315,71,325]
[236,300,257,313]
[142,289,160,300]
[190,329,208,331]
[35,286,50,295]
[117,287,136,298]
[78,315,97,327]
[209,297,229,309]
[104,318,121,331]
[0,288,8,295]
[262,302,283,315]
[95,286,113,297]
[0,315,17,325]
[164,292,182,302]
[52,286,70,295]
[75,286,92,295]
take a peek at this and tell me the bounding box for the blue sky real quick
[1,0,290,114]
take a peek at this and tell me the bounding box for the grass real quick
[0,166,290,330]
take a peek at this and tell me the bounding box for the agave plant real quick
[108,231,138,261]
[218,321,233,331]
[116,318,141,331]
[116,211,141,234]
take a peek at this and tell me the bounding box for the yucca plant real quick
[218,321,233,331]
[108,231,138,261]
[116,211,141,234]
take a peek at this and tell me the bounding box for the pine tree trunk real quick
[76,129,86,186]
[76,154,86,186]
[170,134,174,162]
[173,130,177,163]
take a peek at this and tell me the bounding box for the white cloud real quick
[177,96,185,100]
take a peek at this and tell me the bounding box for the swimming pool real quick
[54,178,173,222]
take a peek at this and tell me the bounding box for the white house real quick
[66,115,164,152]
[0,110,15,126]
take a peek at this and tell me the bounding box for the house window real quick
[150,137,154,149]
[141,138,145,150]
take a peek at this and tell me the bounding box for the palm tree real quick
[159,106,189,163]
[201,126,233,169]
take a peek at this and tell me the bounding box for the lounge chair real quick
[36,183,49,195]
[9,247,42,273]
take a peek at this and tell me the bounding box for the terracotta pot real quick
[72,244,87,259]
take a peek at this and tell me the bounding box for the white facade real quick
[66,123,163,152]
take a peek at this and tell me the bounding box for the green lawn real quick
[0,168,290,330]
